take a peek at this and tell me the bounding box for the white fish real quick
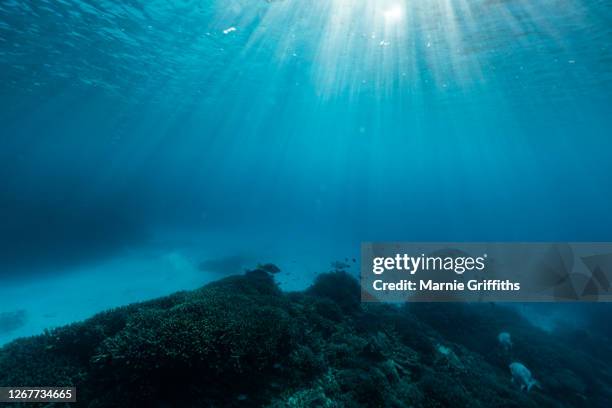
[498,332,512,351]
[509,362,540,392]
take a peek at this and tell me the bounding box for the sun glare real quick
[383,5,404,23]
[238,0,567,99]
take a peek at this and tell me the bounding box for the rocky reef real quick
[1,269,611,407]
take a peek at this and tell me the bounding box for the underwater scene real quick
[1,0,612,406]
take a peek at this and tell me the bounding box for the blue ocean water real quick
[1,0,611,344]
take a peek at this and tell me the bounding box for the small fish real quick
[0,310,27,334]
[257,263,281,274]
[331,260,350,270]
[510,362,540,392]
[498,332,512,351]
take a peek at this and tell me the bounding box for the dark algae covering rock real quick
[1,270,611,407]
